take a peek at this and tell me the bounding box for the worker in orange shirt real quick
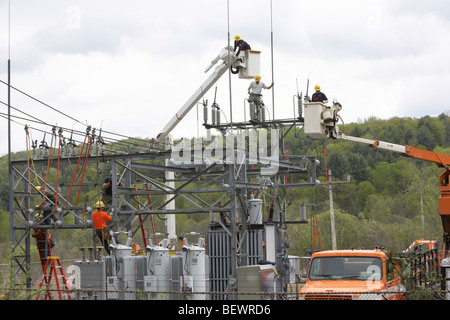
[92,200,112,254]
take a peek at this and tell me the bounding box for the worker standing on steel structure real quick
[35,186,58,228]
[248,74,273,122]
[102,170,124,206]
[92,200,112,255]
[33,186,56,261]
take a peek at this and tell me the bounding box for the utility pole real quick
[328,170,337,250]
[325,170,350,251]
[165,136,177,248]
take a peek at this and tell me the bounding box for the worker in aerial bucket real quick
[233,35,251,59]
[311,85,328,104]
[248,74,273,122]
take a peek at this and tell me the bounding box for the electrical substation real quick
[7,44,322,300]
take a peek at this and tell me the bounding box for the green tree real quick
[326,152,350,180]
[370,160,412,195]
[356,180,376,213]
[347,153,369,183]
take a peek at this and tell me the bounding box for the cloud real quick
[1,0,450,156]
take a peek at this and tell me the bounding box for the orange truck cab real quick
[299,249,405,300]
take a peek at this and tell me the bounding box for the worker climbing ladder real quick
[33,224,72,300]
[36,256,71,300]
[34,229,54,269]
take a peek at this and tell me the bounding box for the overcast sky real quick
[1,0,450,156]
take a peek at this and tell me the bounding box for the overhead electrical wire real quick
[0,99,47,125]
[0,79,84,126]
[0,80,153,145]
[0,80,164,154]
[0,106,124,151]
[0,107,155,154]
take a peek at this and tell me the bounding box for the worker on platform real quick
[248,74,274,95]
[92,200,112,255]
[33,186,56,261]
[102,170,124,206]
[35,186,56,226]
[248,75,273,122]
[233,35,251,58]
[311,85,328,104]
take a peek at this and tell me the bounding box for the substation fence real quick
[2,253,449,301]
[409,249,441,288]
[1,287,449,301]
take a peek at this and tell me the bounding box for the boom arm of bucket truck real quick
[156,46,244,143]
[303,101,450,247]
[338,131,450,240]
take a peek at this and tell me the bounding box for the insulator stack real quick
[215,106,221,125]
[298,97,303,119]
[203,104,208,125]
[211,106,216,125]
[249,101,256,120]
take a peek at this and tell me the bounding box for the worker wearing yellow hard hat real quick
[312,84,328,104]
[233,34,251,58]
[95,200,105,208]
[34,185,56,225]
[247,75,274,122]
[248,75,273,95]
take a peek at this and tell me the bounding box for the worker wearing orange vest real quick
[92,200,112,254]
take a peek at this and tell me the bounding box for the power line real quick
[0,79,85,126]
[0,100,48,125]
[0,110,155,154]
[0,80,161,147]
[0,79,164,152]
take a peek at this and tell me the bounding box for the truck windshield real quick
[308,256,383,281]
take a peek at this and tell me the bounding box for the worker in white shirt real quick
[248,75,273,122]
[248,74,273,95]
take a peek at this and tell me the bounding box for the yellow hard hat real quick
[35,186,45,194]
[95,200,105,208]
[254,74,262,81]
[315,85,321,91]
[234,35,241,41]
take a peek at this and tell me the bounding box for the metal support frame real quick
[9,120,318,295]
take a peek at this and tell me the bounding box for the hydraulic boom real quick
[156,47,238,143]
[304,101,450,248]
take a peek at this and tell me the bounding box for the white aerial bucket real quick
[238,50,261,79]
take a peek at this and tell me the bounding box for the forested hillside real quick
[284,113,450,254]
[0,113,449,261]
